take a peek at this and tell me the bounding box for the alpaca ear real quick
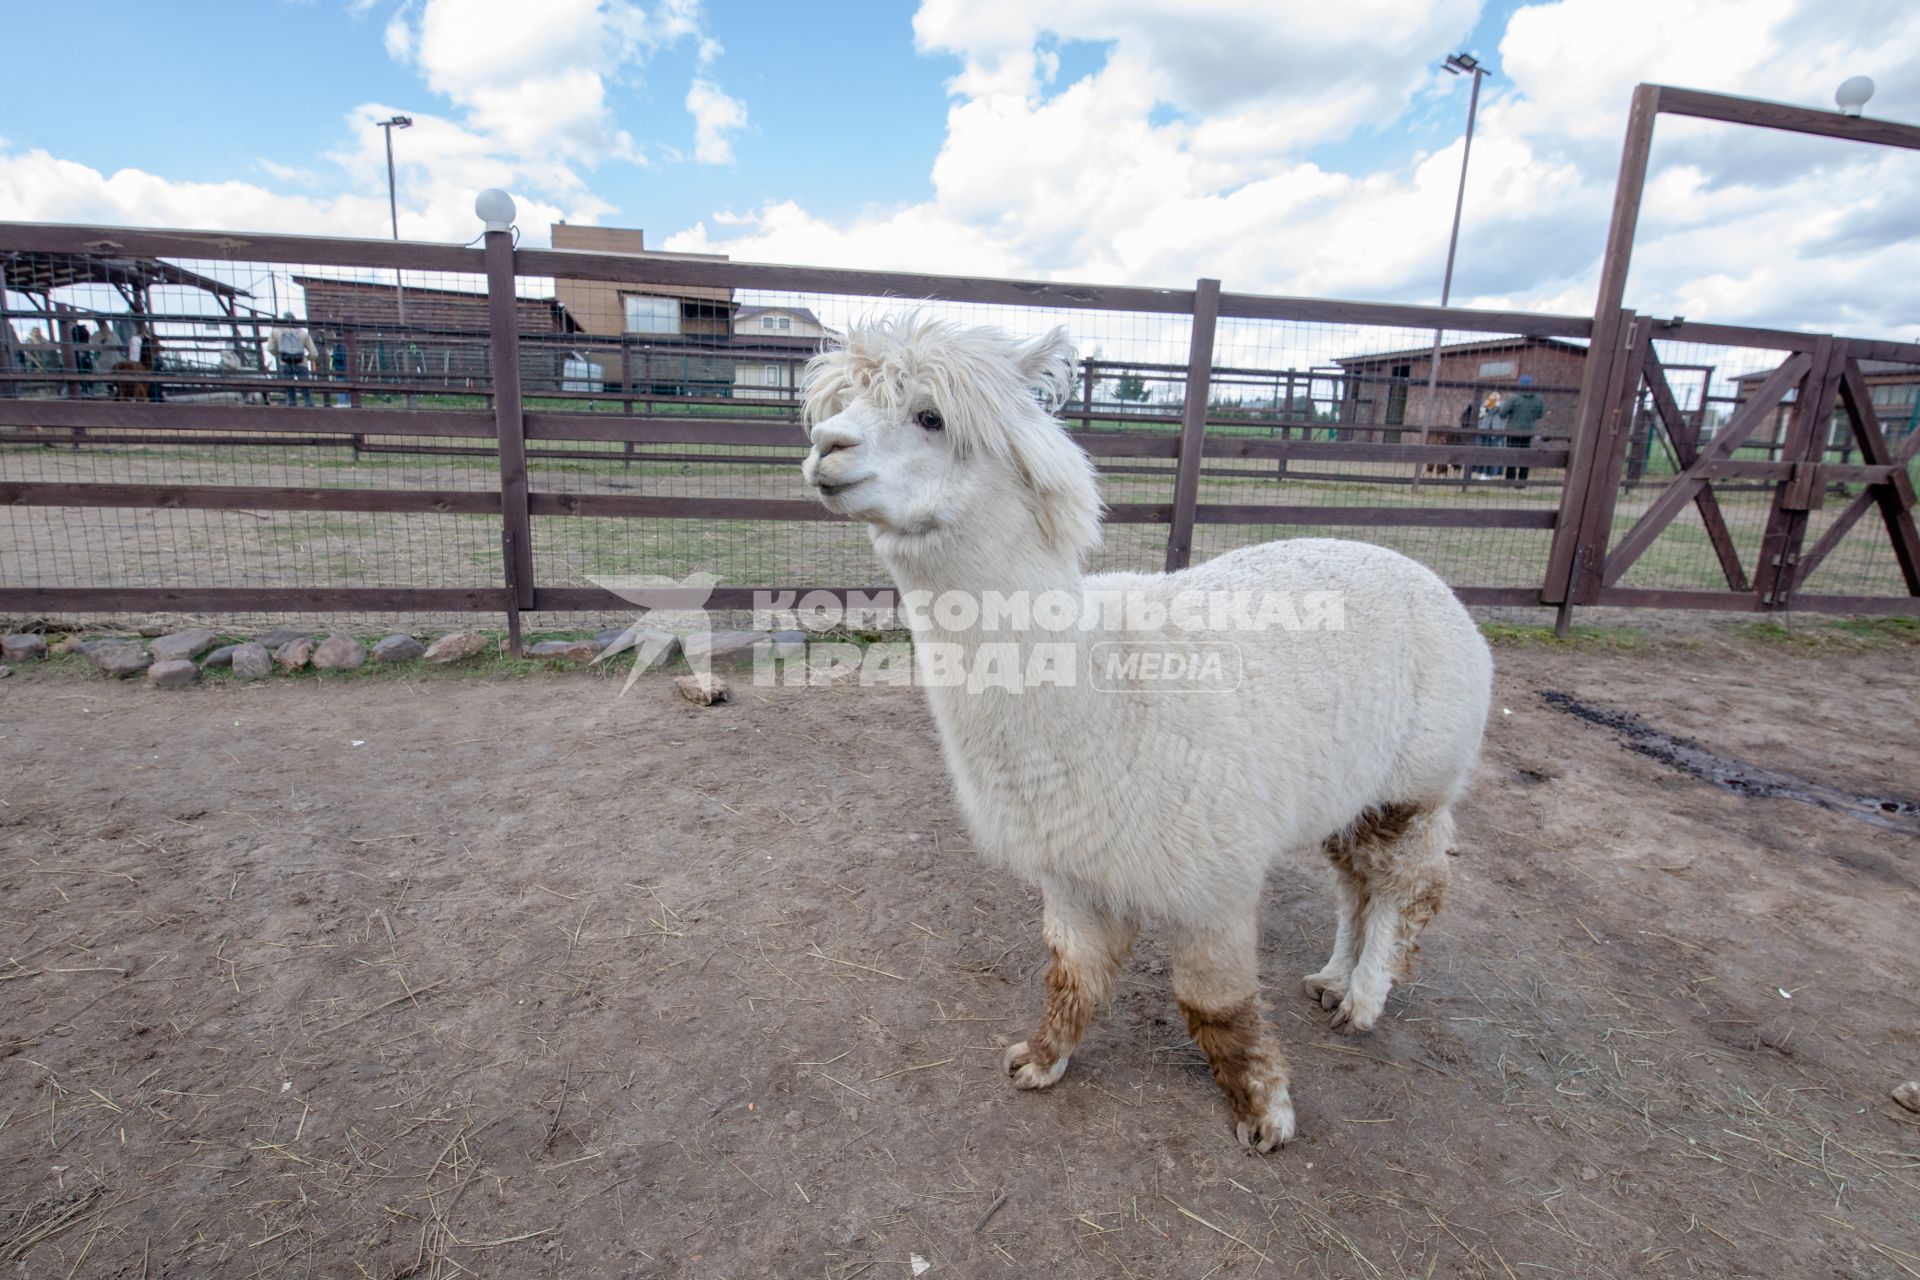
[1017,327,1077,414]
[1007,410,1104,563]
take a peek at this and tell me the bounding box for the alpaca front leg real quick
[1173,915,1295,1151]
[1005,897,1135,1090]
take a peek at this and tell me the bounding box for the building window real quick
[764,364,782,386]
[624,295,680,335]
[762,315,790,331]
[1477,359,1517,378]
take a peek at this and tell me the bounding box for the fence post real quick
[1544,84,1660,623]
[1164,278,1221,573]
[484,224,535,655]
[1546,309,1641,632]
[1756,336,1843,613]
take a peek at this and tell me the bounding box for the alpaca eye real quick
[915,409,944,432]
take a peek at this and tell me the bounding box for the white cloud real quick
[3,0,1913,342]
[0,0,726,250]
[383,12,413,61]
[666,0,1920,338]
[685,79,747,164]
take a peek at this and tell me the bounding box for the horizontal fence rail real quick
[3,219,1917,645]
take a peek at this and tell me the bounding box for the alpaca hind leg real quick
[1005,896,1135,1090]
[1332,806,1452,1033]
[1302,863,1364,1011]
[1172,910,1295,1151]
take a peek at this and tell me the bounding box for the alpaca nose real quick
[810,419,861,456]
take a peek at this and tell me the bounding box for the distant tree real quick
[1112,372,1151,403]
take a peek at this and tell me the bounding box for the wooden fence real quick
[2,218,1917,650]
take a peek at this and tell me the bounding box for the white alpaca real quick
[800,318,1492,1150]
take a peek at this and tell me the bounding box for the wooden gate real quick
[1550,317,1920,615]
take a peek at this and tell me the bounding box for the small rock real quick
[90,642,151,679]
[372,634,426,663]
[424,631,490,664]
[1578,1165,1600,1182]
[51,635,86,656]
[1895,1081,1920,1114]
[0,664,11,678]
[675,672,730,705]
[203,644,241,669]
[274,637,313,671]
[231,643,272,680]
[529,639,601,664]
[146,659,200,688]
[594,627,631,649]
[136,618,169,638]
[312,633,367,671]
[256,626,312,649]
[1,634,47,661]
[149,628,220,662]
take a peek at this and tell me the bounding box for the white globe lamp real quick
[475,188,517,233]
[1834,76,1874,117]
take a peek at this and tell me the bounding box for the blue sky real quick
[1,1,955,234]
[1,0,1914,335]
[0,0,1524,236]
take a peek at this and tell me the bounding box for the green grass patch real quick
[1478,622,1650,650]
[1730,616,1920,650]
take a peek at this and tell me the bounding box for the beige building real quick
[549,223,736,394]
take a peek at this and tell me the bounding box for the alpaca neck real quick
[878,513,1084,646]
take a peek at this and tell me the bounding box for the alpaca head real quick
[800,316,1102,570]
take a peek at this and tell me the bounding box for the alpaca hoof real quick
[1330,990,1384,1034]
[1302,972,1347,1011]
[1234,1085,1297,1152]
[1004,1041,1068,1090]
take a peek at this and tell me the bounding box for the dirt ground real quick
[2,634,1918,1278]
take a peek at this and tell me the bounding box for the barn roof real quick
[2,250,247,299]
[1335,334,1587,369]
[291,274,580,331]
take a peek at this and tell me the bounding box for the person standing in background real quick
[1473,389,1506,479]
[71,321,94,395]
[271,311,320,407]
[1502,375,1547,483]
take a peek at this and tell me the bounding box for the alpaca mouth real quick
[816,478,867,498]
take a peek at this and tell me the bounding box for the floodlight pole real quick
[1416,55,1489,487]
[379,117,412,327]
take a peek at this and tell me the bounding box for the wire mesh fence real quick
[3,222,1916,639]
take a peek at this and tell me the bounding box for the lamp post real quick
[1416,52,1492,482]
[378,115,413,327]
[1436,54,1489,319]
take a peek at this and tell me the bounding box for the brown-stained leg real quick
[1005,896,1135,1090]
[1332,804,1453,1033]
[1172,912,1296,1150]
